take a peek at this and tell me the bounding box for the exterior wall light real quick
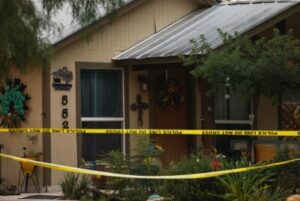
[138,75,148,92]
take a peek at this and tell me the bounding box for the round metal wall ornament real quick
[0,79,30,128]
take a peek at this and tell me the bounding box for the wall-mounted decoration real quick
[0,79,30,128]
[282,102,300,130]
[294,105,300,126]
[281,102,300,141]
[131,94,148,128]
[158,75,184,111]
[52,67,73,91]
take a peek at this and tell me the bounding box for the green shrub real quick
[60,173,92,200]
[272,145,300,192]
[215,159,289,201]
[161,152,220,201]
[104,150,161,201]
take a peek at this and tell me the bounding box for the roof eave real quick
[113,56,182,65]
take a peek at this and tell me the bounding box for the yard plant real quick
[61,173,92,200]
[182,29,300,128]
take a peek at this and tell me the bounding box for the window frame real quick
[79,67,126,155]
[214,89,251,125]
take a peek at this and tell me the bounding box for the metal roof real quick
[113,1,300,61]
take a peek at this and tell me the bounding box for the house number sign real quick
[52,66,73,129]
[62,95,69,128]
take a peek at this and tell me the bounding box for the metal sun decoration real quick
[0,79,30,128]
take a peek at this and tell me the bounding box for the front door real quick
[150,67,189,164]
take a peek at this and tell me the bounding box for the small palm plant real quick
[60,173,92,200]
[214,159,289,201]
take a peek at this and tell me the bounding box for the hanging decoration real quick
[158,73,184,111]
[0,79,30,128]
[131,94,149,128]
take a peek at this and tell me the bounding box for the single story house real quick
[0,0,300,189]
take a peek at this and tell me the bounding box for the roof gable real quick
[51,0,206,50]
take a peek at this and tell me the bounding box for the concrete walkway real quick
[0,192,67,201]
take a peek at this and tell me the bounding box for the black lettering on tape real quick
[138,129,146,134]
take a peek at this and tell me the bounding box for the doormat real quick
[19,195,62,200]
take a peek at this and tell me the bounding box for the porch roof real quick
[113,0,300,61]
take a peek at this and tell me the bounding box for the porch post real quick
[0,144,3,184]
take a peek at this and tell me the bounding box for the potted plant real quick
[21,147,42,174]
[21,135,42,174]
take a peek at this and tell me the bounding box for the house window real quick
[80,69,125,161]
[214,89,250,156]
[214,89,250,125]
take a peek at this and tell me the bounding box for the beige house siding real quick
[128,67,150,156]
[257,97,278,127]
[0,67,43,188]
[50,0,200,184]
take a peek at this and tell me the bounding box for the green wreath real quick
[158,76,184,111]
[0,79,30,128]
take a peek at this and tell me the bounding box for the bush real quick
[215,159,290,201]
[104,150,161,201]
[61,173,92,200]
[273,146,300,192]
[161,152,220,201]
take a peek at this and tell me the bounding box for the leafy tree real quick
[182,29,300,127]
[0,0,125,81]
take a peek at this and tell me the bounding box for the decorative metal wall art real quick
[0,79,30,128]
[52,67,73,91]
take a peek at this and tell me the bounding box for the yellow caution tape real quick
[0,128,300,137]
[0,153,300,180]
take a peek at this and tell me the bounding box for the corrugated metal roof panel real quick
[113,1,299,60]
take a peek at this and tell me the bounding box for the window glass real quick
[214,89,249,120]
[82,122,122,161]
[80,69,124,161]
[81,69,122,117]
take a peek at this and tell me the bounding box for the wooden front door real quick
[150,67,188,164]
